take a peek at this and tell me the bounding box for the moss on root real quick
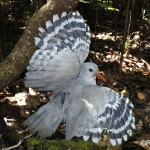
[25,137,102,150]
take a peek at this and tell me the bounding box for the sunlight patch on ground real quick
[5,92,28,106]
[15,92,27,106]
[91,32,150,74]
[103,51,150,74]
[92,32,122,41]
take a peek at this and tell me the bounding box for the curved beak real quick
[95,72,106,82]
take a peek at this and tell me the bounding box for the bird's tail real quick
[23,99,64,138]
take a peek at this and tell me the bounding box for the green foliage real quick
[97,2,109,9]
[142,9,150,23]
[79,0,119,11]
[125,39,130,50]
[79,0,90,4]
[121,89,130,98]
[107,7,119,12]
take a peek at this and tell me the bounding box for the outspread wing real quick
[25,11,91,91]
[66,85,136,146]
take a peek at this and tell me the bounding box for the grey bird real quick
[23,11,135,146]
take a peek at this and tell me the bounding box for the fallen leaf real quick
[20,109,30,118]
[137,92,146,100]
[133,134,150,150]
[121,89,130,98]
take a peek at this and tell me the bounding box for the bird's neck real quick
[79,76,96,85]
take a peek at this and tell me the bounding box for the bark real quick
[0,0,78,91]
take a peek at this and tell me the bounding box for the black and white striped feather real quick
[25,11,91,91]
[65,86,135,146]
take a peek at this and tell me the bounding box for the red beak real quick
[95,73,106,82]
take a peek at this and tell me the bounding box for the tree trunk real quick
[0,0,78,91]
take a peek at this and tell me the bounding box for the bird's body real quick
[23,11,135,146]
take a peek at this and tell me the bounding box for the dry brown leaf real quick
[143,71,150,76]
[137,92,146,100]
[124,58,132,63]
[133,134,150,150]
[133,140,150,150]
[136,62,144,68]
[144,104,150,114]
[20,109,30,118]
[136,120,143,133]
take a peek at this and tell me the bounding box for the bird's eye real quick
[89,68,93,72]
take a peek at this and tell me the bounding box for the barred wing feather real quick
[25,11,91,91]
[66,86,136,146]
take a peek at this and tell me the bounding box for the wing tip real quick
[110,139,117,146]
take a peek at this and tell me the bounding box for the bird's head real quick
[79,62,106,82]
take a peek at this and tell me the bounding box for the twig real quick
[2,133,34,150]
[93,8,99,63]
